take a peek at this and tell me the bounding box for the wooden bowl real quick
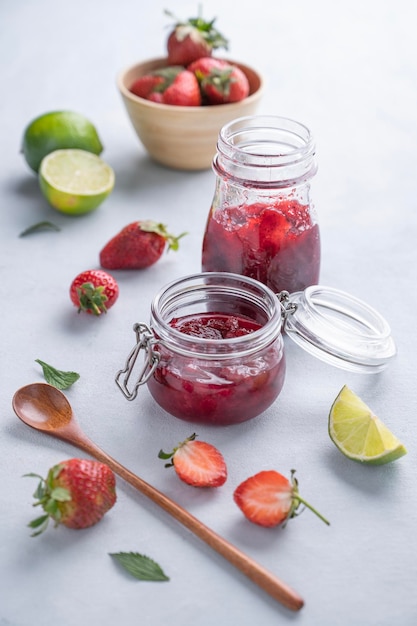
[117,57,264,171]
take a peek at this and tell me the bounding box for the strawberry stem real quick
[290,469,330,526]
[158,433,197,467]
[139,220,187,252]
[293,495,330,526]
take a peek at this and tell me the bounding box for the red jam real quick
[147,312,285,425]
[170,313,261,339]
[202,199,320,294]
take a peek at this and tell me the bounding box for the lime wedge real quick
[329,385,407,465]
[22,110,103,172]
[39,149,114,215]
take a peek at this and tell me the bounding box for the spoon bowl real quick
[13,382,73,430]
[12,382,303,611]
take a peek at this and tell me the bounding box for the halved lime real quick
[39,149,115,215]
[329,385,407,465]
[22,110,104,172]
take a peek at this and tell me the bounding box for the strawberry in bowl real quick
[188,57,250,104]
[130,67,202,106]
[165,9,229,66]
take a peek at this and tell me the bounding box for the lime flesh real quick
[22,110,103,172]
[329,385,407,465]
[39,149,114,215]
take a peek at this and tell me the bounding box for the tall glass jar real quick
[202,115,320,294]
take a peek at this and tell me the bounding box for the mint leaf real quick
[35,359,80,390]
[19,221,60,237]
[109,552,169,581]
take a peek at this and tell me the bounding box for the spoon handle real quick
[71,429,304,611]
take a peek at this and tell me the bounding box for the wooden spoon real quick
[12,382,304,611]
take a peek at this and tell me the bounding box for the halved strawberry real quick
[158,433,227,487]
[233,470,330,527]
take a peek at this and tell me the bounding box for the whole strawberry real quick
[129,72,165,100]
[188,57,250,104]
[99,220,186,270]
[26,458,117,535]
[233,470,330,528]
[130,67,202,106]
[70,269,119,315]
[165,10,228,66]
[159,433,227,488]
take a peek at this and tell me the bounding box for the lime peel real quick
[328,385,407,465]
[22,110,103,172]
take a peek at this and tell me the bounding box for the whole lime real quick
[22,110,104,172]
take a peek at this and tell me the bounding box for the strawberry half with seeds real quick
[25,458,117,535]
[69,269,119,315]
[165,9,228,66]
[188,57,250,104]
[158,433,227,487]
[99,220,186,270]
[130,66,202,106]
[233,469,330,528]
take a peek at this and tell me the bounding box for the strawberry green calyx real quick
[165,9,229,50]
[201,67,235,97]
[76,281,108,315]
[149,66,185,92]
[25,465,71,536]
[286,470,330,526]
[139,220,187,252]
[158,433,197,467]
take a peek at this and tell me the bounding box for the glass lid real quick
[281,285,396,373]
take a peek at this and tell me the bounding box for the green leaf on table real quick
[19,221,61,237]
[109,552,170,581]
[35,359,80,389]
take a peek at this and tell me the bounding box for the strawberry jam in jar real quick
[116,273,285,425]
[202,115,320,294]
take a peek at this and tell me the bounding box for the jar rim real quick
[150,272,283,359]
[219,115,315,158]
[214,115,317,185]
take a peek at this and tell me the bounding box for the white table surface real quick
[1,0,417,624]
